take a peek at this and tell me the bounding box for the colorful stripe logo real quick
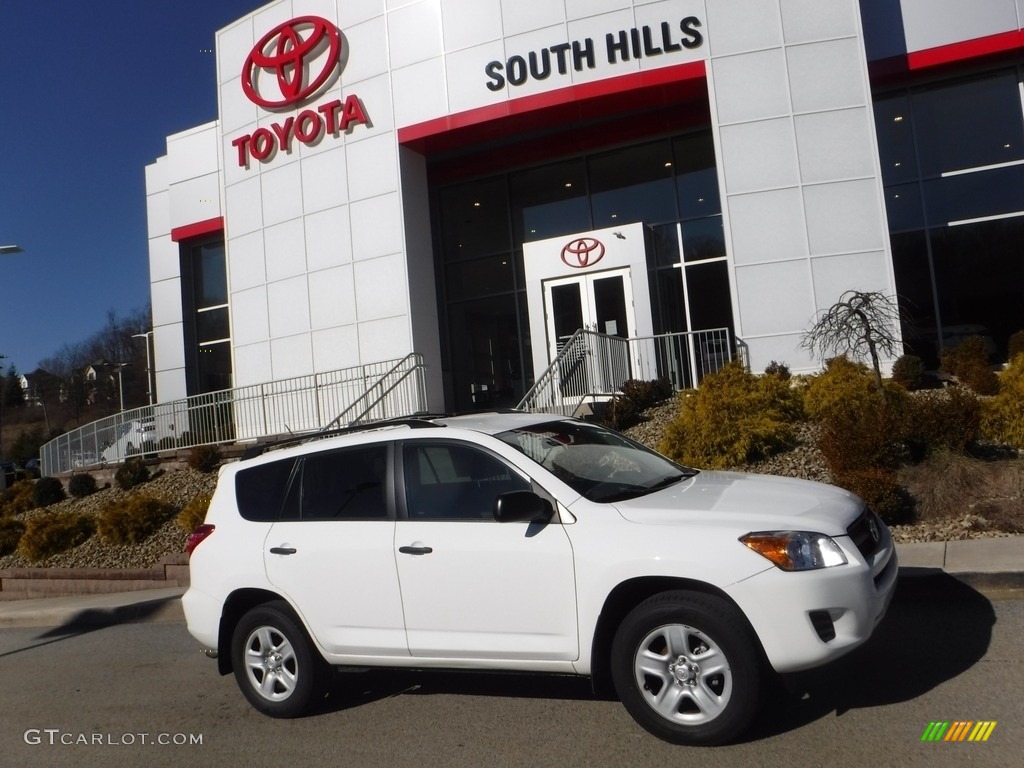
[921,721,997,742]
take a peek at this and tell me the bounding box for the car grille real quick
[847,508,883,559]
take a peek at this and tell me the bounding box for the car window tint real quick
[235,459,296,522]
[299,445,389,520]
[403,442,530,520]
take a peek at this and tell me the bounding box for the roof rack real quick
[241,414,449,460]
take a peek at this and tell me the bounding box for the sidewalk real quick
[0,538,1021,630]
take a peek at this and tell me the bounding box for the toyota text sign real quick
[232,17,368,167]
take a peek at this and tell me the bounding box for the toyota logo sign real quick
[561,238,605,268]
[242,16,341,109]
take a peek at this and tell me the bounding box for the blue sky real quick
[0,0,267,375]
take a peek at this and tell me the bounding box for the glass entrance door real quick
[543,268,634,362]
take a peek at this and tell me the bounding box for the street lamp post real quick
[132,331,154,406]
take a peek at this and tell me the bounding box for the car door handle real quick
[269,547,297,555]
[399,545,433,556]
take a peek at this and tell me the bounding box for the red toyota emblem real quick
[561,237,605,268]
[242,16,342,109]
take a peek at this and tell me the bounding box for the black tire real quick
[231,601,325,717]
[610,591,762,745]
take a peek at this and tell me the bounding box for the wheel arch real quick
[217,588,295,675]
[588,577,765,698]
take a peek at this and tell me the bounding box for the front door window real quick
[543,268,634,362]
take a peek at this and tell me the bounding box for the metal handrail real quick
[517,327,736,415]
[40,354,428,476]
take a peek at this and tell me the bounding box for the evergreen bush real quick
[33,476,66,508]
[659,362,802,468]
[97,495,175,545]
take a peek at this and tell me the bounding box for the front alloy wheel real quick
[232,601,324,717]
[611,591,761,745]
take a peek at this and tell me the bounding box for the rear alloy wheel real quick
[611,591,762,745]
[232,601,324,717]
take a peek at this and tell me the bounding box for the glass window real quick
[298,446,389,520]
[912,71,1024,176]
[649,222,682,267]
[440,178,510,260]
[883,183,925,232]
[922,164,1024,226]
[673,131,721,218]
[889,230,937,362]
[444,254,516,301]
[930,218,1024,359]
[873,94,918,184]
[403,442,530,520]
[196,342,232,393]
[510,159,590,245]
[196,307,229,343]
[446,295,524,411]
[193,242,227,308]
[236,459,296,521]
[685,260,734,333]
[681,215,725,263]
[589,141,676,227]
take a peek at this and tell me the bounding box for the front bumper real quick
[728,526,898,673]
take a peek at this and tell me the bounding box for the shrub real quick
[805,357,912,475]
[177,494,212,532]
[763,360,791,380]
[1,480,37,516]
[33,476,66,508]
[97,495,175,545]
[603,378,675,430]
[891,354,925,390]
[834,468,914,526]
[1008,330,1024,362]
[659,362,803,468]
[0,517,26,556]
[940,337,999,395]
[803,356,881,422]
[68,473,98,499]
[18,512,95,562]
[905,387,980,459]
[115,457,150,490]
[981,354,1024,448]
[188,444,223,473]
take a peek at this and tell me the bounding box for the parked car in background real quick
[183,411,897,745]
[100,417,157,463]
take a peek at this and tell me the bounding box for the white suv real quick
[183,412,896,745]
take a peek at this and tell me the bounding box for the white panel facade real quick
[901,0,1017,52]
[145,0,932,410]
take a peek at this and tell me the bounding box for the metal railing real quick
[517,328,734,415]
[41,354,427,476]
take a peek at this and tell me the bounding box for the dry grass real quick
[899,452,1024,533]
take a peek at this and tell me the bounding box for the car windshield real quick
[495,420,697,503]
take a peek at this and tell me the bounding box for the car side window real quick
[297,445,389,520]
[403,442,530,520]
[235,458,297,522]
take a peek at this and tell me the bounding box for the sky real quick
[0,0,270,376]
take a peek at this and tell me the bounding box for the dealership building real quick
[145,0,1024,416]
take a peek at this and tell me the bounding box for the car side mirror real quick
[493,491,553,523]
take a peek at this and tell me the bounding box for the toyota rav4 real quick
[182,411,897,745]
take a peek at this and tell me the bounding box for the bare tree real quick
[801,290,904,393]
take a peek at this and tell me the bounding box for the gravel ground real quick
[0,468,218,570]
[2,404,1020,572]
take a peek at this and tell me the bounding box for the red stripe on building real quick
[398,60,707,152]
[171,217,224,242]
[907,29,1024,70]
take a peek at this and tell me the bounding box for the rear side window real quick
[235,459,296,522]
[295,444,389,520]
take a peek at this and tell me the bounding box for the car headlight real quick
[740,531,848,571]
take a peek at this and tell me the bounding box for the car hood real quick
[612,471,863,535]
